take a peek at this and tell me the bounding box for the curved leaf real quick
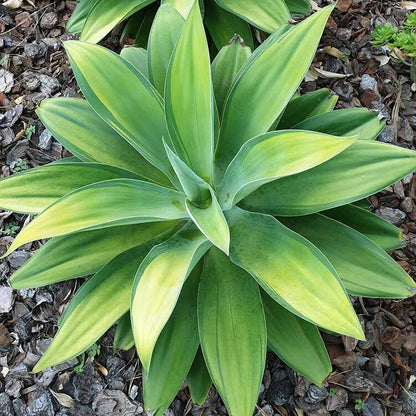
[114,312,135,351]
[64,41,174,181]
[165,2,215,182]
[11,222,178,289]
[131,225,210,372]
[204,0,253,50]
[0,162,141,214]
[219,130,355,208]
[144,264,201,415]
[33,245,149,372]
[293,108,385,141]
[120,47,149,78]
[80,0,155,43]
[148,4,184,95]
[285,0,312,15]
[215,0,290,33]
[211,35,251,115]
[281,214,416,298]
[37,99,168,182]
[277,89,338,129]
[163,0,194,18]
[67,0,96,33]
[216,6,334,173]
[242,141,416,216]
[198,248,267,416]
[262,292,331,386]
[3,179,187,256]
[226,208,364,340]
[187,349,212,405]
[323,204,404,251]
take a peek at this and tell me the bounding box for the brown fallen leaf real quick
[398,1,416,10]
[0,324,12,346]
[49,389,74,408]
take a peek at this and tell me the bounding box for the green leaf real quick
[33,245,149,372]
[164,141,211,204]
[120,47,149,78]
[242,141,416,216]
[37,99,169,183]
[292,108,385,140]
[211,35,251,115]
[144,264,201,415]
[187,348,212,405]
[226,207,364,340]
[215,0,290,32]
[219,130,355,209]
[262,292,331,386]
[198,248,267,416]
[133,4,158,47]
[164,143,230,253]
[80,0,155,43]
[67,0,95,33]
[163,0,194,18]
[185,188,230,254]
[64,41,174,181]
[114,312,135,351]
[148,4,184,95]
[3,179,187,256]
[11,222,178,289]
[131,225,210,372]
[281,214,416,298]
[216,6,334,173]
[284,0,312,15]
[0,162,141,214]
[277,89,338,129]
[323,204,404,251]
[204,0,253,50]
[165,2,215,182]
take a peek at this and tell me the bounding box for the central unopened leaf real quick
[165,2,215,182]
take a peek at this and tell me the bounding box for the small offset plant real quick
[372,11,416,83]
[68,0,312,49]
[1,3,416,415]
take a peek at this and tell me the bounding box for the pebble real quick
[0,69,14,93]
[0,286,13,314]
[363,397,383,416]
[38,75,61,94]
[26,390,54,416]
[0,392,14,416]
[378,125,395,143]
[40,12,57,30]
[360,74,378,92]
[24,42,47,60]
[400,197,414,213]
[8,251,31,269]
[38,129,52,150]
[376,207,406,226]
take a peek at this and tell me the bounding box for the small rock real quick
[38,74,61,94]
[376,207,406,226]
[363,397,383,416]
[400,197,414,213]
[72,364,104,404]
[24,42,47,60]
[340,411,354,416]
[26,390,54,416]
[402,389,416,414]
[15,11,31,27]
[38,129,52,150]
[0,69,14,93]
[326,388,348,412]
[5,377,23,398]
[333,80,354,100]
[336,0,353,12]
[0,392,14,416]
[378,125,395,143]
[306,385,328,403]
[393,181,405,199]
[40,12,57,30]
[8,251,31,269]
[92,390,138,416]
[6,140,29,165]
[360,74,378,93]
[0,286,13,313]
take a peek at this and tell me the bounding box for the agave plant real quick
[2,3,416,415]
[68,0,312,48]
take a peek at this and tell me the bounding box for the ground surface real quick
[1,0,416,415]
